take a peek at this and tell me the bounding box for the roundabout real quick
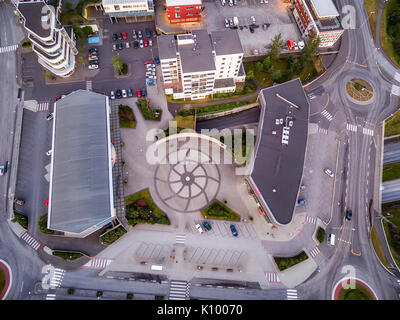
[345,78,374,104]
[332,277,377,300]
[0,259,12,300]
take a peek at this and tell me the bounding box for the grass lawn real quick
[53,251,83,261]
[0,269,5,296]
[274,251,309,271]
[384,103,400,137]
[120,119,136,128]
[173,114,195,130]
[337,284,374,300]
[201,200,241,221]
[100,226,127,245]
[12,212,28,229]
[125,189,170,226]
[196,99,257,116]
[316,227,326,244]
[38,214,54,235]
[364,0,379,43]
[370,226,390,269]
[381,201,400,267]
[380,0,400,68]
[382,162,400,181]
[119,104,136,128]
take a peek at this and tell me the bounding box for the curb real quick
[331,277,378,300]
[0,259,13,300]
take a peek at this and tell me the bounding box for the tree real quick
[271,69,281,81]
[302,33,321,62]
[64,1,73,11]
[44,71,55,80]
[246,70,255,80]
[112,55,123,74]
[270,33,284,61]
[262,56,272,72]
[255,61,263,73]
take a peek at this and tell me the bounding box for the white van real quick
[327,233,336,246]
[151,264,163,271]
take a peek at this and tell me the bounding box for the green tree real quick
[255,61,263,73]
[112,55,123,74]
[270,33,283,61]
[271,69,281,81]
[44,71,55,80]
[262,56,272,72]
[64,1,73,11]
[302,33,321,62]
[246,70,255,80]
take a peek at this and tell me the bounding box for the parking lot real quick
[202,0,300,56]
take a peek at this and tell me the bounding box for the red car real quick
[122,32,127,40]
[144,60,150,65]
[136,89,142,98]
[144,40,148,47]
[287,39,294,50]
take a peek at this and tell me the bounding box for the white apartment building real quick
[14,0,78,78]
[102,0,154,22]
[158,29,244,100]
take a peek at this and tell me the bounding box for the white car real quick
[126,42,130,49]
[46,150,52,156]
[110,91,115,100]
[88,64,98,70]
[122,89,127,98]
[149,39,153,47]
[46,113,54,121]
[298,41,305,50]
[250,16,256,24]
[195,224,204,234]
[324,168,334,178]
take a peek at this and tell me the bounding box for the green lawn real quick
[370,226,390,269]
[0,269,5,296]
[125,189,170,226]
[316,227,326,244]
[381,0,400,68]
[53,251,83,261]
[201,200,241,221]
[364,0,379,43]
[274,251,309,271]
[12,213,28,229]
[384,105,400,137]
[337,284,374,300]
[382,162,400,181]
[38,214,54,235]
[381,201,400,267]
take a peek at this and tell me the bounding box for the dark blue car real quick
[141,88,146,97]
[154,56,160,65]
[230,224,238,237]
[145,28,151,38]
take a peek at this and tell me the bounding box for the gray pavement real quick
[383,141,400,164]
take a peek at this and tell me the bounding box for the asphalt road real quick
[383,141,400,164]
[381,179,400,204]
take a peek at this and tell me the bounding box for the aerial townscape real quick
[1,0,400,309]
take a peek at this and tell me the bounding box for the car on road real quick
[46,113,54,120]
[117,42,123,50]
[230,224,238,237]
[141,88,146,97]
[327,233,336,246]
[112,33,118,41]
[88,64,98,70]
[127,88,133,97]
[145,28,151,38]
[126,42,130,49]
[195,223,204,234]
[154,56,160,65]
[345,209,352,221]
[116,89,122,99]
[89,47,98,54]
[144,39,148,47]
[122,31,127,40]
[139,39,144,48]
[112,43,117,51]
[110,91,115,100]
[4,161,8,173]
[203,221,212,231]
[133,40,139,48]
[296,199,307,206]
[324,168,334,178]
[136,89,142,98]
[138,30,143,38]
[122,89,127,98]
[46,150,52,156]
[118,33,123,40]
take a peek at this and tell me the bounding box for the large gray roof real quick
[158,34,177,60]
[210,30,243,56]
[18,1,55,38]
[49,90,113,234]
[250,79,309,225]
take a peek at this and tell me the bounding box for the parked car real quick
[126,42,130,49]
[154,56,160,65]
[116,89,122,99]
[145,28,151,38]
[112,44,117,51]
[324,168,334,178]
[138,30,143,38]
[225,18,230,28]
[149,39,153,47]
[345,209,352,221]
[300,184,306,190]
[112,33,118,41]
[287,39,295,50]
[203,221,212,231]
[133,40,139,48]
[122,31,127,40]
[141,88,146,97]
[139,39,144,48]
[195,223,204,234]
[110,91,115,100]
[14,198,25,206]
[122,89,127,98]
[46,150,52,156]
[117,42,123,50]
[296,199,307,206]
[262,23,270,30]
[229,0,233,6]
[136,89,142,98]
[88,64,98,70]
[132,30,137,39]
[127,88,133,97]
[0,165,4,176]
[298,41,305,50]
[46,113,54,120]
[152,30,157,38]
[118,33,123,40]
[88,55,98,61]
[250,16,256,24]
[249,26,255,33]
[89,47,98,54]
[89,59,99,65]
[4,161,8,173]
[55,95,61,101]
[144,39,148,47]
[230,224,238,237]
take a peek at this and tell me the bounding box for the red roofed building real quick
[166,0,203,24]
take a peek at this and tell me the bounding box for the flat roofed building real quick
[48,90,115,237]
[102,0,155,22]
[247,79,310,225]
[166,0,203,24]
[291,0,344,47]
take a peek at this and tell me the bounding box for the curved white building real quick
[14,0,78,78]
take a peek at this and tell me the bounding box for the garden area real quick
[382,161,400,181]
[201,200,241,221]
[38,214,54,234]
[316,227,326,244]
[112,56,128,76]
[337,283,375,300]
[345,79,374,102]
[364,0,380,43]
[125,189,170,226]
[12,212,28,229]
[381,201,400,267]
[384,101,400,137]
[53,251,83,261]
[100,225,127,245]
[119,105,136,129]
[381,0,400,68]
[137,98,162,121]
[274,251,309,271]
[0,268,5,297]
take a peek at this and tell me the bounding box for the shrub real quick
[96,291,103,297]
[67,288,75,295]
[201,200,241,221]
[38,214,54,234]
[274,251,309,271]
[21,40,31,49]
[12,213,28,229]
[53,251,83,261]
[126,293,134,299]
[100,226,127,245]
[136,98,162,120]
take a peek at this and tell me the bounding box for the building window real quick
[175,6,180,12]
[114,5,120,10]
[176,13,180,18]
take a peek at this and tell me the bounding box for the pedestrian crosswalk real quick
[175,233,186,245]
[50,268,65,288]
[86,80,93,91]
[287,289,298,300]
[363,128,374,136]
[46,294,56,300]
[321,110,333,121]
[82,257,114,269]
[309,246,321,258]
[0,44,18,54]
[169,280,191,300]
[347,123,358,132]
[265,271,281,283]
[305,216,317,224]
[20,231,41,251]
[318,126,328,134]
[36,102,49,112]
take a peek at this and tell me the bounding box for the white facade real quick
[102,0,154,20]
[214,52,243,80]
